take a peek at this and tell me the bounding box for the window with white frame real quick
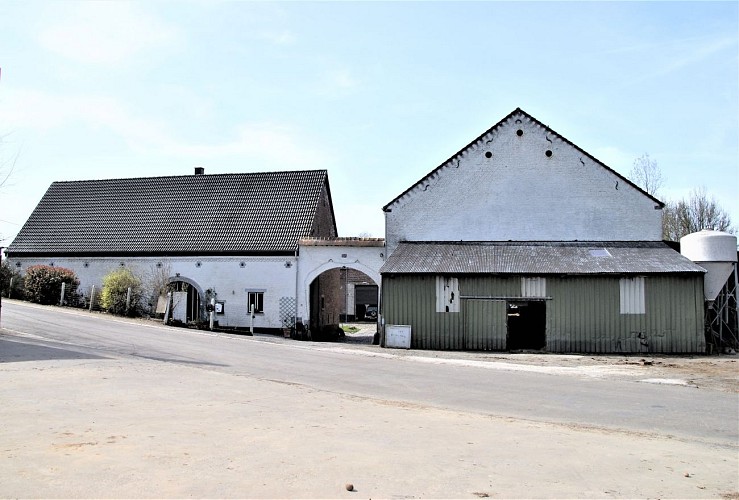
[436,276,460,313]
[247,291,264,314]
[619,277,645,314]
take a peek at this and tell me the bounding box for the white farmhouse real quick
[6,168,341,332]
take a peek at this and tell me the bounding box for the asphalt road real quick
[1,299,736,446]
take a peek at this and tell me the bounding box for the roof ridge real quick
[403,240,667,246]
[50,169,328,185]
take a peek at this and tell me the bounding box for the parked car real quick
[364,305,378,320]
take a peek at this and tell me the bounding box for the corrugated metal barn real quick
[380,108,708,353]
[381,242,706,353]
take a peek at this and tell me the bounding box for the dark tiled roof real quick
[381,241,705,275]
[8,170,332,255]
[383,108,664,211]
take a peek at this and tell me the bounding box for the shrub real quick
[23,265,80,305]
[0,262,24,298]
[100,268,144,316]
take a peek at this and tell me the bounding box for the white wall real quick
[385,111,663,256]
[11,255,298,329]
[297,241,385,324]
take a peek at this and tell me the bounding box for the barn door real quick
[463,299,507,350]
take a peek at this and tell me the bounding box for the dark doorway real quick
[355,284,379,322]
[507,301,546,351]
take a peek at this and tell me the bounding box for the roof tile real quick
[8,170,329,255]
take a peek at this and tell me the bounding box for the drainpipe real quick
[294,248,299,337]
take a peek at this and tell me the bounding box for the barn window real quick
[522,277,546,297]
[619,277,645,314]
[436,276,459,313]
[247,291,264,314]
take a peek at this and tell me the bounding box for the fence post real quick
[60,282,66,306]
[163,291,171,324]
[250,304,255,335]
[125,287,132,315]
[8,277,12,299]
[89,285,95,312]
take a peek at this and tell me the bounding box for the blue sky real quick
[1,1,737,244]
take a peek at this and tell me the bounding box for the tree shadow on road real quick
[0,337,108,363]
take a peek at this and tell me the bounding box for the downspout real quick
[294,247,299,337]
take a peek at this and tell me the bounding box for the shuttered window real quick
[522,277,546,298]
[619,277,645,314]
[436,276,460,313]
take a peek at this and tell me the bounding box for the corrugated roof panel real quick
[381,241,705,275]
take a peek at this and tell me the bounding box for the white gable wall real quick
[385,112,662,256]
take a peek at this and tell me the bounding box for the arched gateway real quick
[297,238,385,332]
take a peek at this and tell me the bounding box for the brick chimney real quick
[194,167,205,175]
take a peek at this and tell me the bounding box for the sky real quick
[0,1,737,246]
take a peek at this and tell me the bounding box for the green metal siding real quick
[382,274,705,353]
[547,275,705,353]
[463,300,507,350]
[382,275,463,349]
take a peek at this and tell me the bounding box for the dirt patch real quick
[323,326,739,393]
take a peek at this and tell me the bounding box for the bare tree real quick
[629,153,664,197]
[663,187,735,241]
[142,262,172,314]
[0,133,20,244]
[0,133,18,190]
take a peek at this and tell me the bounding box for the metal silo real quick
[681,230,738,352]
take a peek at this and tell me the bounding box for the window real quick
[521,277,546,297]
[619,277,645,314]
[436,276,459,313]
[248,292,264,314]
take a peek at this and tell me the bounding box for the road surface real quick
[1,300,737,498]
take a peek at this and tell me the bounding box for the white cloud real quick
[257,29,296,46]
[1,87,169,144]
[316,69,360,97]
[161,123,331,169]
[36,2,179,65]
[591,146,635,175]
[0,87,330,170]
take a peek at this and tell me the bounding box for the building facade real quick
[6,169,340,332]
[381,109,706,353]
